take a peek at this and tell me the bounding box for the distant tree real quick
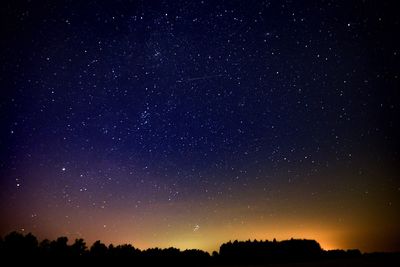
[219,238,324,264]
[53,236,68,249]
[4,231,25,252]
[325,249,362,259]
[40,239,51,250]
[39,238,51,258]
[90,240,108,258]
[1,231,39,264]
[50,236,69,259]
[24,232,39,257]
[71,238,87,256]
[112,243,139,258]
[347,249,362,257]
[3,231,38,256]
[0,231,376,266]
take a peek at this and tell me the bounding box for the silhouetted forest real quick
[0,231,398,266]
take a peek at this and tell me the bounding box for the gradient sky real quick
[1,0,399,253]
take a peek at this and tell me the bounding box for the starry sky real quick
[1,0,399,253]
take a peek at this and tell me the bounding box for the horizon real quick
[2,230,391,254]
[1,229,397,254]
[1,0,399,255]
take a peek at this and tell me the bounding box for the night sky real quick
[1,0,399,253]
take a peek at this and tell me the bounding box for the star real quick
[1,0,398,254]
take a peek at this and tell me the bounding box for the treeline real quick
[219,239,361,264]
[0,231,209,266]
[0,231,395,266]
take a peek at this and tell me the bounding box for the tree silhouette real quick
[71,238,87,256]
[0,231,397,266]
[219,238,324,264]
[89,240,110,265]
[50,236,69,259]
[3,232,38,257]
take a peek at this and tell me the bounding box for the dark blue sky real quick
[1,0,399,252]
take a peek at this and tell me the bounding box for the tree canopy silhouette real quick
[0,231,398,266]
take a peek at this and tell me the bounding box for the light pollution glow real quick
[1,161,398,253]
